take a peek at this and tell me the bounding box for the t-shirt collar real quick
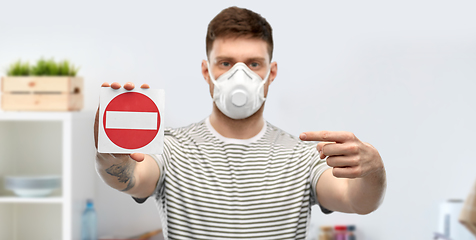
[205,117,267,145]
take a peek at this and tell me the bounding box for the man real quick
[94,6,386,240]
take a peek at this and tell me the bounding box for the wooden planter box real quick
[1,77,83,111]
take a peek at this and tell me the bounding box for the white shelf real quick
[0,111,77,121]
[0,196,63,204]
[0,111,97,240]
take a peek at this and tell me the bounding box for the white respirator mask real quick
[208,62,271,120]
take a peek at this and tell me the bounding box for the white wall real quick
[1,0,475,239]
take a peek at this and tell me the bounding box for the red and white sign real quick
[98,88,165,154]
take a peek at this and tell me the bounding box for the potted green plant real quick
[1,58,83,111]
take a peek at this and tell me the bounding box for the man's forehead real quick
[214,55,267,62]
[210,37,269,61]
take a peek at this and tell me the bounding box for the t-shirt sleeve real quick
[306,143,333,214]
[132,133,172,204]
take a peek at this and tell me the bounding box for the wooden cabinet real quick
[0,111,96,240]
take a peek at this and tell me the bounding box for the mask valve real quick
[231,90,247,107]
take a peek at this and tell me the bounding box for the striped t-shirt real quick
[150,118,330,240]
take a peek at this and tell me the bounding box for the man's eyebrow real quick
[246,57,266,62]
[215,56,235,61]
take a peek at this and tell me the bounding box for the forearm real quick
[347,168,387,214]
[95,152,160,198]
[95,152,138,193]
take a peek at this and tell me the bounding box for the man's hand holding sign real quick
[300,131,386,214]
[94,82,162,199]
[97,82,164,155]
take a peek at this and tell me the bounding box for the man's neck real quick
[209,104,265,139]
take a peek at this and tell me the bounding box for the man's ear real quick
[201,60,210,84]
[202,59,215,99]
[268,61,278,85]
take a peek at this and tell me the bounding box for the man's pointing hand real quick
[299,131,384,179]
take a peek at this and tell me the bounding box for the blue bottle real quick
[81,199,97,240]
[346,225,356,240]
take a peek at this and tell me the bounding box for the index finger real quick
[124,82,135,90]
[299,131,355,143]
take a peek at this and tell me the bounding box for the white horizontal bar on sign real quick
[105,111,158,130]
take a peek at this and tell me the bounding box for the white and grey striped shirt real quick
[150,118,330,240]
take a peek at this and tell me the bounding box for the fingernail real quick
[299,133,307,140]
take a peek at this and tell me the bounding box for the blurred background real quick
[0,0,475,239]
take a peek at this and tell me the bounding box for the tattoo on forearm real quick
[105,161,136,192]
[120,176,136,192]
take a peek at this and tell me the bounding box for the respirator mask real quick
[208,62,271,120]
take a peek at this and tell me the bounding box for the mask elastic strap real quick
[258,68,271,101]
[207,61,220,101]
[207,61,219,86]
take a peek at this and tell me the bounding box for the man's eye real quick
[250,62,259,68]
[221,62,231,67]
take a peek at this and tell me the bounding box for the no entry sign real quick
[98,88,165,154]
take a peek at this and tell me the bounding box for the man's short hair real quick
[206,6,274,61]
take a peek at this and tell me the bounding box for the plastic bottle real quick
[81,199,97,240]
[334,225,347,240]
[318,226,333,240]
[346,225,356,240]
